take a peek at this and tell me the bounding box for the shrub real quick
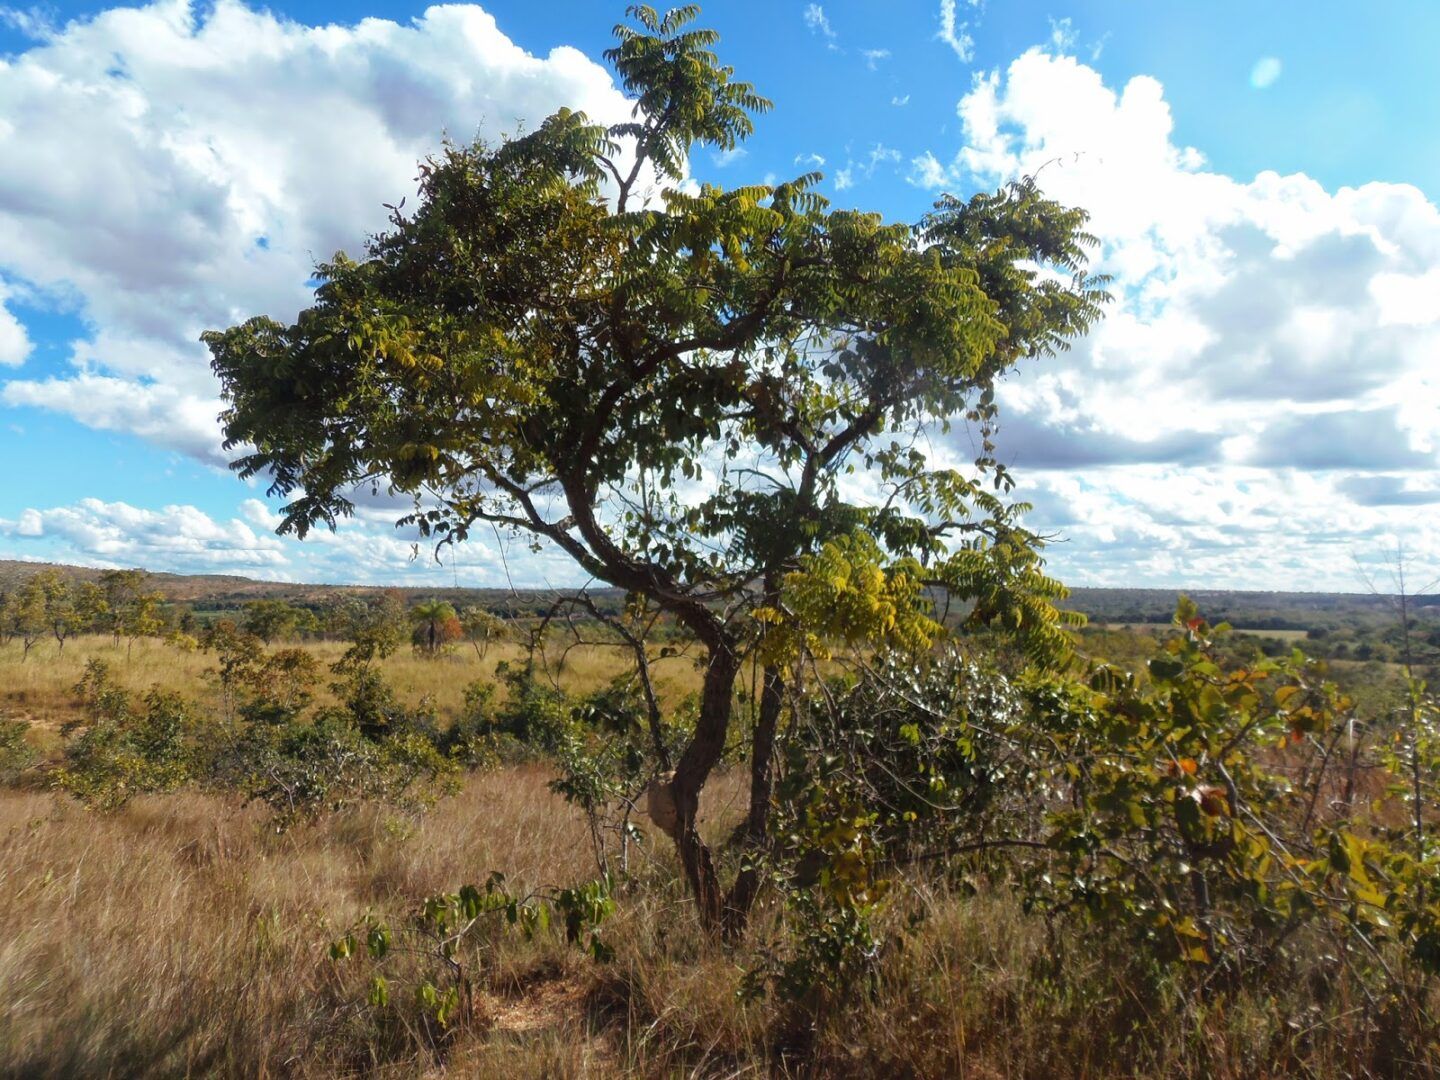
[0,718,37,784]
[54,663,203,810]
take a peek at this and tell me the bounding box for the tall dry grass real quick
[0,634,704,735]
[2,638,1436,1077]
[3,765,1433,1078]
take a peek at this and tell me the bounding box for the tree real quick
[32,569,78,653]
[205,4,1105,931]
[11,576,48,662]
[74,581,109,638]
[460,605,508,662]
[411,599,460,655]
[119,591,165,659]
[331,592,408,671]
[242,598,304,643]
[94,570,164,659]
[97,570,147,645]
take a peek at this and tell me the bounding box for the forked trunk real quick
[662,644,784,938]
[721,663,784,936]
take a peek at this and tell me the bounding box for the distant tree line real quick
[0,568,529,662]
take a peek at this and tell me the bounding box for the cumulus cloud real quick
[3,372,226,462]
[0,493,579,585]
[0,0,641,460]
[909,47,1440,587]
[0,497,288,573]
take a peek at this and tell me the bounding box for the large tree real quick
[205,4,1106,930]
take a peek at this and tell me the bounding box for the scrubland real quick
[0,632,1437,1079]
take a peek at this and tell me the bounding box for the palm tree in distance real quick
[411,599,457,655]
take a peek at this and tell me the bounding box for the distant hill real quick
[0,559,623,616]
[2,559,1433,631]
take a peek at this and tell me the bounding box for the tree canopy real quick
[204,3,1107,929]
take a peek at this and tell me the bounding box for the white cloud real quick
[0,0,643,460]
[862,48,890,70]
[3,372,227,462]
[937,0,975,62]
[0,493,577,585]
[912,48,1440,588]
[1250,57,1282,89]
[832,143,902,194]
[891,94,911,107]
[803,4,838,48]
[794,152,826,168]
[1048,17,1077,53]
[0,497,288,572]
[0,281,31,366]
[711,146,747,168]
[0,5,54,38]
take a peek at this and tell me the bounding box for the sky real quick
[0,0,1436,591]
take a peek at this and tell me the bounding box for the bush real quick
[53,662,203,810]
[0,718,37,784]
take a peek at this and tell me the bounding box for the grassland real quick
[1,632,1436,1078]
[1,634,704,737]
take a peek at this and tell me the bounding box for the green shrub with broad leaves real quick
[747,599,1440,1023]
[329,872,615,1057]
[52,661,206,810]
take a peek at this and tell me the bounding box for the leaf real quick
[368,975,389,1008]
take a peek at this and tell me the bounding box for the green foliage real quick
[53,661,201,810]
[230,710,458,829]
[0,718,37,784]
[411,599,460,655]
[329,872,615,1056]
[458,605,508,660]
[241,598,316,642]
[1016,601,1440,981]
[204,2,1106,926]
[6,573,49,660]
[751,646,1028,1001]
[753,601,1440,1011]
[549,677,678,875]
[328,592,409,671]
[98,569,165,654]
[215,655,459,828]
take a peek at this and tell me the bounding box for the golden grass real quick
[0,634,705,734]
[0,765,1435,1078]
[2,637,1436,1077]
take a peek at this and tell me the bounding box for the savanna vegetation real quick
[2,5,1438,1077]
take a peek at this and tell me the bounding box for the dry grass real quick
[0,765,1436,1078]
[1,639,1436,1078]
[0,635,705,735]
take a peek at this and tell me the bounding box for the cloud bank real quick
[910,46,1440,587]
[0,0,638,459]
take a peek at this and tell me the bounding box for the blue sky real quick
[0,0,1437,589]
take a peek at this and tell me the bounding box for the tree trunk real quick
[721,662,785,937]
[664,638,741,928]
